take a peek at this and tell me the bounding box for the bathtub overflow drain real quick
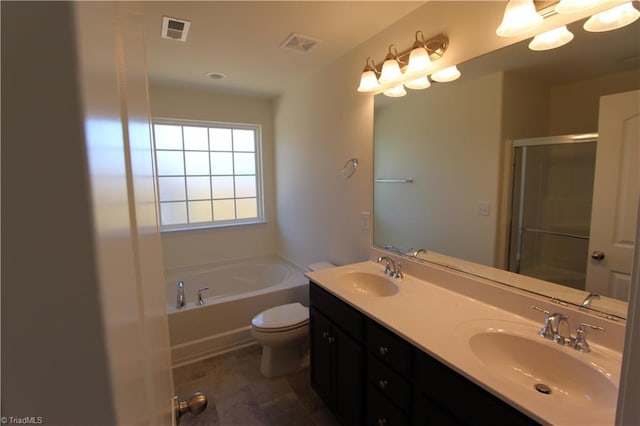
[534,384,552,395]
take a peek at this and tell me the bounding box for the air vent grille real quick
[162,16,191,42]
[280,33,321,54]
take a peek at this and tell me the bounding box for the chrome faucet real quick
[581,292,601,309]
[376,256,403,279]
[549,312,572,345]
[176,280,186,309]
[532,306,605,352]
[411,248,427,258]
[197,287,209,306]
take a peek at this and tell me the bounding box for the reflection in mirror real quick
[374,16,639,320]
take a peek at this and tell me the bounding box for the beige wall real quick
[374,73,504,266]
[548,69,640,135]
[149,85,278,269]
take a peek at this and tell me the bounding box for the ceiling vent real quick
[280,33,322,54]
[162,16,191,42]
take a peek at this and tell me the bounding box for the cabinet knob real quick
[377,418,387,426]
[378,379,388,391]
[378,346,389,357]
[322,330,330,339]
[328,336,335,343]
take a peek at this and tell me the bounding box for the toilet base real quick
[259,343,309,378]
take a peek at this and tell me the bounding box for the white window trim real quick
[152,117,266,232]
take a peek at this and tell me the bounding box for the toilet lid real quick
[252,302,309,330]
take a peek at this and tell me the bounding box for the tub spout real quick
[176,281,185,309]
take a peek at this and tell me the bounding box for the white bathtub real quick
[164,256,309,367]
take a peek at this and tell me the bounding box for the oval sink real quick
[337,272,399,297]
[469,331,618,409]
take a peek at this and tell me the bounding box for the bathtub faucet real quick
[176,281,185,309]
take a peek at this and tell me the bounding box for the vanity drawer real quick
[367,385,409,426]
[366,320,412,376]
[310,282,364,341]
[414,350,539,426]
[367,355,411,412]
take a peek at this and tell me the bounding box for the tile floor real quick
[173,344,340,426]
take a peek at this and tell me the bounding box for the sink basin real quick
[337,272,399,297]
[469,331,618,409]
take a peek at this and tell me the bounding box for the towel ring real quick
[341,157,358,179]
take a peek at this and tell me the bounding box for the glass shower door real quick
[508,137,597,290]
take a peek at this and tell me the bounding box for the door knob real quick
[591,251,605,260]
[174,392,208,424]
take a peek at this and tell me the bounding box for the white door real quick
[586,90,640,300]
[75,3,175,424]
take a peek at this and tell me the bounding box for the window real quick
[152,120,264,231]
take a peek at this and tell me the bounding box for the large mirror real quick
[374,15,639,320]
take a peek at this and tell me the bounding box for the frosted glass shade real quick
[496,0,544,37]
[555,0,604,14]
[405,76,431,90]
[584,2,640,32]
[357,70,381,92]
[431,65,461,83]
[406,46,433,75]
[529,26,574,50]
[379,58,404,85]
[383,84,407,98]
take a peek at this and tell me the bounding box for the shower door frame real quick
[508,134,598,278]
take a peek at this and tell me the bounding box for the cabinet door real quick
[310,307,333,406]
[334,325,364,426]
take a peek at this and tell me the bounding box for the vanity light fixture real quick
[357,32,455,97]
[405,31,435,75]
[496,0,544,37]
[379,45,404,85]
[583,1,640,32]
[431,65,461,82]
[528,25,574,50]
[357,58,382,92]
[555,0,605,14]
[383,84,408,97]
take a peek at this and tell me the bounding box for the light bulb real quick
[405,76,431,90]
[529,26,574,50]
[406,46,433,76]
[383,84,407,98]
[357,70,381,92]
[584,2,640,32]
[496,0,544,37]
[431,65,461,83]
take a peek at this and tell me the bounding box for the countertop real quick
[305,260,622,426]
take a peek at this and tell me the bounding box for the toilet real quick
[251,261,335,378]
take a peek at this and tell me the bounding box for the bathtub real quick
[165,255,309,367]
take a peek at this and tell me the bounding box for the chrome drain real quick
[534,383,552,395]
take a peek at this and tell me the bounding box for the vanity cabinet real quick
[310,283,365,426]
[310,282,540,426]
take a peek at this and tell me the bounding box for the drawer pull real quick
[378,346,389,357]
[377,418,387,426]
[378,379,388,391]
[322,331,334,343]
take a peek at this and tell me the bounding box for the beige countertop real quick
[306,259,623,426]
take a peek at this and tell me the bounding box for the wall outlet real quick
[477,202,490,216]
[361,211,370,230]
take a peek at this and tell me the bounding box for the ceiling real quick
[142,2,640,99]
[142,1,425,98]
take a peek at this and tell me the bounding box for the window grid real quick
[153,120,263,231]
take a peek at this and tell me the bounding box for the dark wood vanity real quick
[310,282,540,426]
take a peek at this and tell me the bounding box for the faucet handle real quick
[197,287,209,306]
[531,306,554,339]
[393,261,404,279]
[573,322,604,353]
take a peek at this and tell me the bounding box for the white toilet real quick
[251,261,335,378]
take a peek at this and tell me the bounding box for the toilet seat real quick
[251,302,309,333]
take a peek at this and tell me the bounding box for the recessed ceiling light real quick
[206,72,227,80]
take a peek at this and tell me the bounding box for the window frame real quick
[151,117,266,232]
